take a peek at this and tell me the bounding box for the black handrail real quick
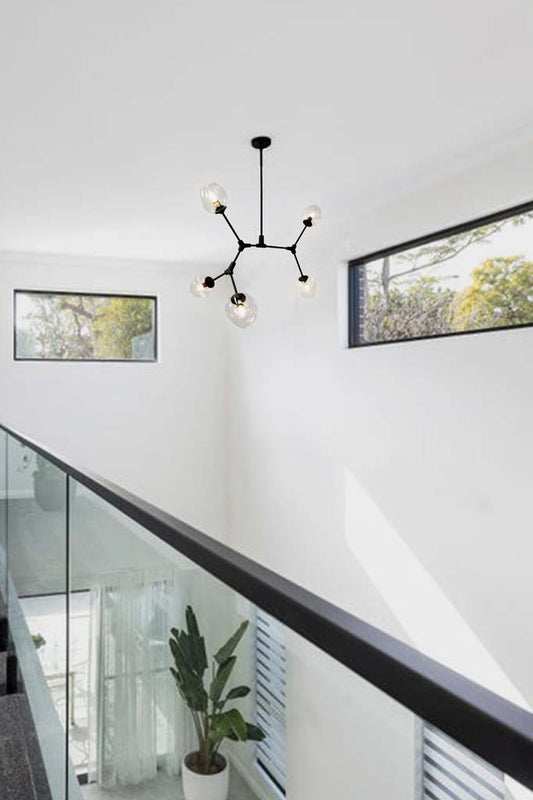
[2,421,533,789]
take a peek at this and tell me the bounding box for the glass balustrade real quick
[0,429,6,631]
[4,434,72,799]
[1,425,532,800]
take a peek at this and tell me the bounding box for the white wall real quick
[2,139,533,798]
[225,138,533,795]
[0,252,229,539]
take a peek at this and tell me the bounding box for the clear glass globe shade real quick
[299,276,317,298]
[200,182,228,213]
[301,204,322,226]
[225,294,258,328]
[190,275,212,298]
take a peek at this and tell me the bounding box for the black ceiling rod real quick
[259,147,264,245]
[251,136,272,247]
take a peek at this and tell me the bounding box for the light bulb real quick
[225,293,258,328]
[299,275,317,298]
[200,182,228,214]
[301,204,322,226]
[190,275,214,298]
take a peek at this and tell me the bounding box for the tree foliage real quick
[360,211,533,342]
[20,294,154,359]
[92,297,154,358]
[364,277,455,341]
[452,256,533,330]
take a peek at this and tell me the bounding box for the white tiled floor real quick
[82,769,258,800]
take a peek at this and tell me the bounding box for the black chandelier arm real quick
[226,272,237,295]
[227,246,245,288]
[208,245,246,288]
[220,211,243,244]
[293,224,308,248]
[292,250,305,278]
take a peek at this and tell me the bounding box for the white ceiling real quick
[1,0,533,263]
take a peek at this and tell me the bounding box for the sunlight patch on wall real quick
[344,468,528,711]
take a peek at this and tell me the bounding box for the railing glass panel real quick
[68,480,268,799]
[290,631,533,800]
[6,433,69,799]
[0,429,6,630]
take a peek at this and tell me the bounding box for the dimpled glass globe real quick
[225,294,258,328]
[299,275,317,298]
[301,204,322,226]
[200,182,228,213]
[190,275,212,298]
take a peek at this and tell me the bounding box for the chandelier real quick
[190,136,321,328]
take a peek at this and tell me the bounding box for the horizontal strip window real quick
[348,199,533,347]
[14,290,157,362]
[255,608,287,795]
[421,723,505,800]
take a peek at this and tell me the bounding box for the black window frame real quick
[13,289,158,363]
[348,198,533,348]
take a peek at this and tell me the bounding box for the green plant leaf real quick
[214,621,249,665]
[221,720,266,742]
[169,636,194,682]
[209,656,236,703]
[244,723,265,741]
[227,709,248,741]
[211,713,232,738]
[170,667,187,701]
[212,708,248,741]
[169,638,208,711]
[191,634,208,675]
[185,605,200,638]
[171,616,207,678]
[225,686,250,700]
[169,637,187,673]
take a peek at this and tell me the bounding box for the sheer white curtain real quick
[87,568,193,788]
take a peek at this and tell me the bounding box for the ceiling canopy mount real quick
[250,135,272,150]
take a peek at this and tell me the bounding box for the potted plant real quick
[169,606,265,800]
[32,633,46,650]
[18,448,73,512]
[33,454,66,512]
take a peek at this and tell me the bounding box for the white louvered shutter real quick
[422,723,506,800]
[255,608,287,795]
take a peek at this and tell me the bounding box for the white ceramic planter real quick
[182,753,229,800]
